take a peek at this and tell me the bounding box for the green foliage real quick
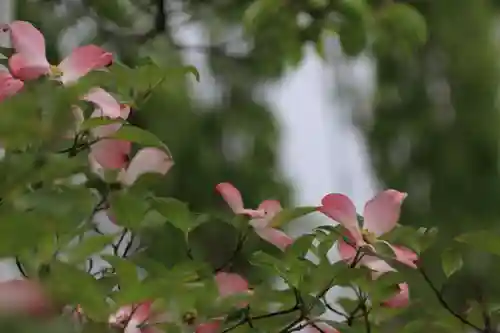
[111,125,170,151]
[456,230,500,256]
[1,0,497,332]
[441,246,463,278]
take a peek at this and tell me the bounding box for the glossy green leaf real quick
[0,210,49,256]
[183,65,201,82]
[151,197,194,233]
[110,125,169,151]
[250,251,288,278]
[285,233,315,258]
[302,294,327,317]
[456,230,500,256]
[80,117,125,131]
[269,206,317,228]
[102,254,140,289]
[243,0,282,30]
[47,262,109,321]
[66,234,118,264]
[109,191,149,229]
[141,222,190,268]
[338,20,367,56]
[441,247,463,277]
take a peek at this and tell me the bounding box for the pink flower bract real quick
[0,70,24,102]
[4,21,112,84]
[216,182,293,251]
[0,279,53,317]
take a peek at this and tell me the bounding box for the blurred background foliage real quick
[10,0,500,331]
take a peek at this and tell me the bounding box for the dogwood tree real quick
[0,13,498,333]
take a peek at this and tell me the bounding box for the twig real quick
[360,297,371,333]
[222,287,302,333]
[251,306,300,320]
[310,323,326,333]
[323,298,350,320]
[112,229,129,256]
[214,229,249,272]
[86,258,94,274]
[122,234,135,258]
[15,257,27,278]
[419,267,483,332]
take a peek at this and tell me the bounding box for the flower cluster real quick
[0,20,172,320]
[0,20,172,182]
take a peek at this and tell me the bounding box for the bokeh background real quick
[2,0,500,330]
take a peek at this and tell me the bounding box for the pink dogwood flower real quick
[2,21,112,84]
[194,272,251,333]
[195,321,222,333]
[87,99,132,170]
[382,283,410,308]
[67,87,123,138]
[0,279,53,317]
[319,190,417,268]
[214,272,250,299]
[216,182,293,251]
[116,147,174,186]
[109,273,249,333]
[109,301,165,333]
[105,147,173,225]
[0,70,23,102]
[338,234,412,309]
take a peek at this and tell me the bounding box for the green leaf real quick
[109,191,149,229]
[141,222,190,268]
[316,232,338,261]
[82,322,111,333]
[285,234,315,258]
[151,197,194,233]
[47,261,109,321]
[243,0,283,30]
[302,294,327,317]
[270,206,317,228]
[250,251,288,278]
[0,210,49,257]
[374,3,427,57]
[441,247,463,277]
[337,297,360,314]
[80,117,125,131]
[110,125,170,151]
[183,65,200,82]
[37,154,85,182]
[0,46,14,58]
[111,281,162,307]
[338,0,368,22]
[456,230,500,256]
[338,20,367,56]
[102,255,140,289]
[66,234,118,264]
[83,0,130,26]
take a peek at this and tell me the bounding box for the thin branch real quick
[122,234,136,258]
[15,257,27,278]
[222,288,302,333]
[419,267,483,332]
[360,297,371,333]
[214,230,249,272]
[310,323,326,333]
[323,298,350,320]
[112,229,129,256]
[86,258,94,274]
[251,306,300,321]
